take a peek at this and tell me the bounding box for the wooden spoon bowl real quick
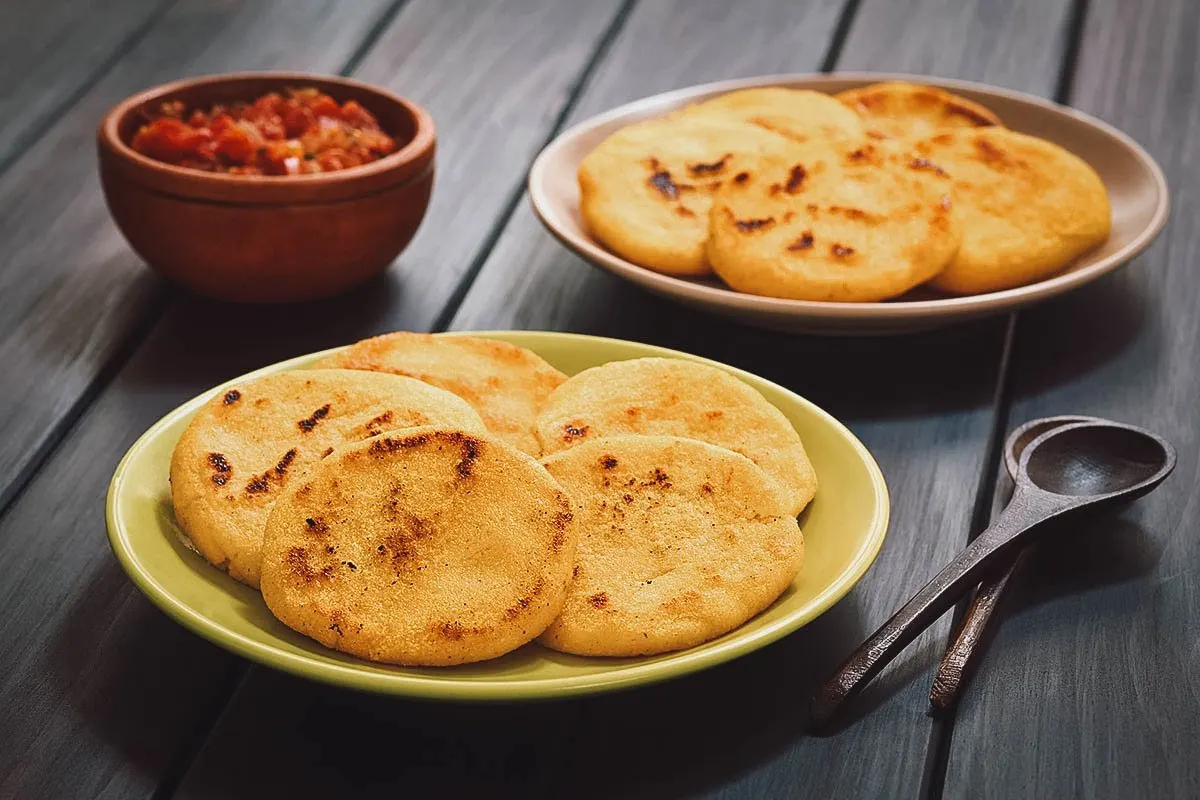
[97,72,436,303]
[812,419,1176,728]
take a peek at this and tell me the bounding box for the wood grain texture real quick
[835,0,1075,91]
[0,0,168,169]
[0,3,403,798]
[341,0,632,334]
[943,0,1200,797]
[451,1,1073,796]
[0,0,399,514]
[0,0,627,518]
[171,6,861,796]
[0,1,627,797]
[0,378,245,800]
[8,0,1176,798]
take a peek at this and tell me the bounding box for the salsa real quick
[130,87,398,175]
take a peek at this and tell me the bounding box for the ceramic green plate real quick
[106,332,888,700]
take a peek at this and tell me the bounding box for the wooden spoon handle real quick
[929,548,1028,712]
[809,484,1078,730]
[810,525,1020,728]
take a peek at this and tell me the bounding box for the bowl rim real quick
[528,71,1170,324]
[105,330,891,700]
[98,70,436,198]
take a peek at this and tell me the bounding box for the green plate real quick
[106,332,888,700]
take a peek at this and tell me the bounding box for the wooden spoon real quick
[928,414,1102,713]
[811,419,1175,729]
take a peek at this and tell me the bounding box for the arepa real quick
[319,332,566,456]
[260,428,576,666]
[170,369,486,587]
[536,357,816,516]
[540,436,803,657]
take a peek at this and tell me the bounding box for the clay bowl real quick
[97,72,435,303]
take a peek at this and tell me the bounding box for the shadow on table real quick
[40,562,244,790]
[90,247,1149,420]
[154,595,873,799]
[1005,268,1155,401]
[1009,516,1161,614]
[118,270,405,389]
[44,521,1156,796]
[465,256,1149,424]
[906,513,1161,715]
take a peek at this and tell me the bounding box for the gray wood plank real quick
[0,1,627,797]
[835,0,1076,91]
[0,0,627,517]
[943,0,1200,797]
[0,0,168,169]
[344,0,636,334]
[0,0,400,513]
[0,3,404,798]
[449,0,1077,798]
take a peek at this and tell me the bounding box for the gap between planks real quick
[920,0,1093,796]
[0,0,181,518]
[429,0,640,333]
[0,0,178,183]
[143,8,420,794]
[148,2,641,796]
[0,0,410,524]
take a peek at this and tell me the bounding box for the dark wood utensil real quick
[928,415,1102,712]
[811,420,1175,729]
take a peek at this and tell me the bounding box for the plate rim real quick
[528,71,1170,324]
[106,331,890,700]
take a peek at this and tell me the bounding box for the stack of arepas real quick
[169,333,816,664]
[579,81,1111,301]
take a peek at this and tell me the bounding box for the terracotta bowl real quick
[97,72,435,303]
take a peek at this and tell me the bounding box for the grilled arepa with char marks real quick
[836,81,1003,140]
[170,369,486,587]
[260,428,577,666]
[318,332,567,456]
[539,436,804,657]
[578,114,805,276]
[536,357,816,516]
[706,138,961,302]
[913,127,1112,294]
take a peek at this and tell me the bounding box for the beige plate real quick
[529,73,1169,335]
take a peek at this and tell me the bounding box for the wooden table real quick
[1,1,1196,797]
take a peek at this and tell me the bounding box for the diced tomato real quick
[131,85,396,174]
[282,104,316,138]
[309,93,341,120]
[258,141,297,175]
[208,113,236,137]
[340,100,378,128]
[213,127,259,165]
[253,92,285,115]
[365,131,396,156]
[261,115,287,140]
[316,147,351,171]
[131,118,213,163]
